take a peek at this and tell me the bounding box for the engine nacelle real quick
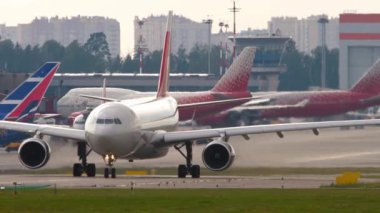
[18,138,51,169]
[202,139,235,171]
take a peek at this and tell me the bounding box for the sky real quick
[0,0,379,55]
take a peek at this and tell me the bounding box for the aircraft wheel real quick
[111,168,116,178]
[178,164,187,178]
[73,163,82,177]
[86,163,96,177]
[104,168,109,178]
[191,165,200,178]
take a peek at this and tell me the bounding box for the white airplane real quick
[1,11,380,179]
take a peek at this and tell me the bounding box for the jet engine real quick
[202,139,235,171]
[18,138,51,169]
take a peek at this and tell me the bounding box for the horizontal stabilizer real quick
[361,95,380,105]
[177,96,273,110]
[233,99,309,111]
[79,94,119,102]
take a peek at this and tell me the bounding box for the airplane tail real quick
[0,62,60,121]
[211,47,256,93]
[350,58,380,95]
[156,11,173,98]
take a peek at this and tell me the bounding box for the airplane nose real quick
[84,102,139,157]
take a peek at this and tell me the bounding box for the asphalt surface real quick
[0,126,379,188]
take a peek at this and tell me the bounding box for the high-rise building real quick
[0,16,120,57]
[268,17,297,38]
[134,14,209,54]
[268,15,339,54]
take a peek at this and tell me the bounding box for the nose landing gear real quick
[103,153,116,178]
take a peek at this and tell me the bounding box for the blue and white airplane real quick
[0,62,60,147]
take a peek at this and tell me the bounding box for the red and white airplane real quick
[197,58,380,126]
[1,11,380,179]
[57,45,257,123]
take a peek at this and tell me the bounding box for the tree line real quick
[278,40,339,90]
[0,32,339,90]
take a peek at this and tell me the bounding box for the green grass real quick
[1,188,380,212]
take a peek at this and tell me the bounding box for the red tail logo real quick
[350,58,380,95]
[156,11,173,98]
[211,47,256,93]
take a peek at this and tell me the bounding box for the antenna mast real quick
[229,0,240,60]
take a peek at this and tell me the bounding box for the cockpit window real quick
[105,119,114,124]
[96,118,122,125]
[96,119,105,124]
[114,118,122,124]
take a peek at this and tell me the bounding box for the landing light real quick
[104,154,116,166]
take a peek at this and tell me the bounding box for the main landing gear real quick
[103,153,116,178]
[174,141,200,178]
[73,142,96,177]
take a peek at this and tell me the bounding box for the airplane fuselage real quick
[85,96,178,159]
[261,90,378,118]
[58,89,251,122]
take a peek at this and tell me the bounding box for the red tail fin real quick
[156,11,173,98]
[211,47,256,92]
[350,58,380,94]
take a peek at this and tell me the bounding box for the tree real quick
[278,40,310,91]
[108,55,122,73]
[188,44,208,73]
[121,54,138,73]
[175,46,189,72]
[0,39,14,71]
[40,40,65,62]
[309,46,339,89]
[210,45,221,75]
[84,32,111,72]
[143,50,162,73]
[61,40,92,72]
[326,48,339,89]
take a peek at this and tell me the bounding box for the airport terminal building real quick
[339,14,380,89]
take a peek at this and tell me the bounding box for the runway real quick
[0,126,379,189]
[0,174,339,189]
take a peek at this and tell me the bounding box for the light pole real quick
[137,20,145,74]
[203,18,213,74]
[318,16,329,88]
[219,22,224,75]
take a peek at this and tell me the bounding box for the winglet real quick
[156,11,173,98]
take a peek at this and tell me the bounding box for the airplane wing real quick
[361,95,380,105]
[1,117,380,148]
[79,94,119,102]
[80,94,272,110]
[157,119,380,146]
[0,121,85,141]
[233,99,309,111]
[177,97,270,109]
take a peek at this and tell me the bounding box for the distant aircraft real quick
[197,58,380,126]
[0,62,60,147]
[1,12,379,179]
[57,40,258,122]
